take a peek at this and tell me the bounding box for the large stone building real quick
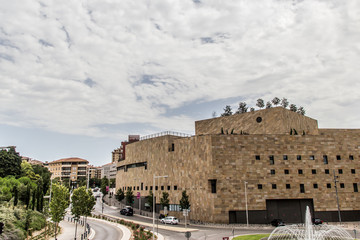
[115,107,360,224]
[47,157,89,182]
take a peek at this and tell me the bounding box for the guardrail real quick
[140,131,192,140]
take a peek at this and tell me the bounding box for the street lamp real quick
[244,181,249,227]
[153,174,168,240]
[333,170,342,223]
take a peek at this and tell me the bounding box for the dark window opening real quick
[284,169,289,174]
[155,186,158,191]
[327,183,331,188]
[167,186,170,190]
[298,169,303,174]
[325,169,330,174]
[141,183,143,191]
[300,184,305,193]
[340,183,345,188]
[323,155,328,164]
[137,186,139,190]
[338,169,343,174]
[336,155,341,160]
[161,186,164,191]
[145,186,148,191]
[269,155,274,160]
[313,183,318,189]
[209,179,217,193]
[283,155,288,160]
[150,186,153,191]
[270,169,275,175]
[272,184,277,189]
[297,155,302,160]
[351,169,356,174]
[349,155,354,160]
[286,184,291,189]
[174,185,178,190]
[310,155,315,160]
[255,155,260,160]
[312,169,317,174]
[353,183,358,192]
[258,184,263,189]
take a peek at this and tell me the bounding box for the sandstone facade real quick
[116,108,360,223]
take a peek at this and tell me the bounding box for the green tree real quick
[147,190,154,211]
[100,176,110,197]
[297,106,306,115]
[115,188,125,202]
[179,190,190,210]
[49,183,69,240]
[21,160,40,181]
[160,192,169,209]
[110,179,116,188]
[221,105,233,117]
[32,164,51,196]
[125,188,134,206]
[281,98,289,108]
[13,185,18,206]
[0,147,22,178]
[272,97,281,106]
[256,98,265,109]
[290,104,297,112]
[266,101,272,109]
[236,102,248,114]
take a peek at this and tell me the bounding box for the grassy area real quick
[233,234,270,240]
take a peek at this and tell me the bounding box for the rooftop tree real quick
[256,99,265,109]
[221,105,233,116]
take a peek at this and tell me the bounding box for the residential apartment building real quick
[101,162,117,180]
[88,165,102,179]
[116,107,360,224]
[47,157,89,182]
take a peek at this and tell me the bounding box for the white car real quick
[160,216,179,225]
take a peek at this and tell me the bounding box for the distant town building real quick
[22,156,44,166]
[101,162,116,180]
[46,157,89,182]
[88,165,102,179]
[112,135,140,162]
[116,107,360,224]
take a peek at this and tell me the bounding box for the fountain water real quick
[268,206,353,240]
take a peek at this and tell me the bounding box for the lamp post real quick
[153,175,168,240]
[244,181,249,227]
[333,170,342,223]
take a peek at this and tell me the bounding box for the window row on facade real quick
[270,168,356,175]
[257,183,359,192]
[255,154,356,165]
[122,185,178,192]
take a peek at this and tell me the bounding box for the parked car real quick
[160,216,179,225]
[312,218,323,225]
[120,206,133,216]
[271,219,285,227]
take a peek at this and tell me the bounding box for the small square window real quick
[340,183,345,188]
[269,155,274,160]
[351,169,356,174]
[258,184,263,189]
[300,184,305,193]
[323,155,328,164]
[255,155,260,160]
[327,183,331,188]
[284,169,289,174]
[167,186,170,190]
[272,184,277,189]
[161,186,164,190]
[137,186,139,190]
[336,155,341,160]
[312,169,317,174]
[349,155,354,160]
[298,169,303,174]
[174,185,178,190]
[270,169,275,175]
[353,183,358,192]
[145,186,148,190]
[286,184,291,189]
[310,155,315,160]
[283,155,288,160]
[269,156,274,165]
[297,155,302,160]
[338,169,343,174]
[313,183,318,189]
[150,186,153,190]
[155,186,158,190]
[325,169,330,174]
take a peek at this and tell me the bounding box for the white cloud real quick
[1,0,360,141]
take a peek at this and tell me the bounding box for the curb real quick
[88,217,132,240]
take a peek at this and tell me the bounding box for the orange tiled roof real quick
[50,157,89,164]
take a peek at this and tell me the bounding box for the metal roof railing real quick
[140,131,193,140]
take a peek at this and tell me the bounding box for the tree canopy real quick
[49,183,69,223]
[160,192,169,209]
[0,147,22,178]
[179,190,190,210]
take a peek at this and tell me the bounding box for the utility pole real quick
[244,181,249,227]
[333,170,342,223]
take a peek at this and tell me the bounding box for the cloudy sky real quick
[1,0,359,166]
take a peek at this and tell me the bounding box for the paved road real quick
[87,218,123,240]
[93,197,273,240]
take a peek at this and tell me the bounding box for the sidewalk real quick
[49,218,93,240]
